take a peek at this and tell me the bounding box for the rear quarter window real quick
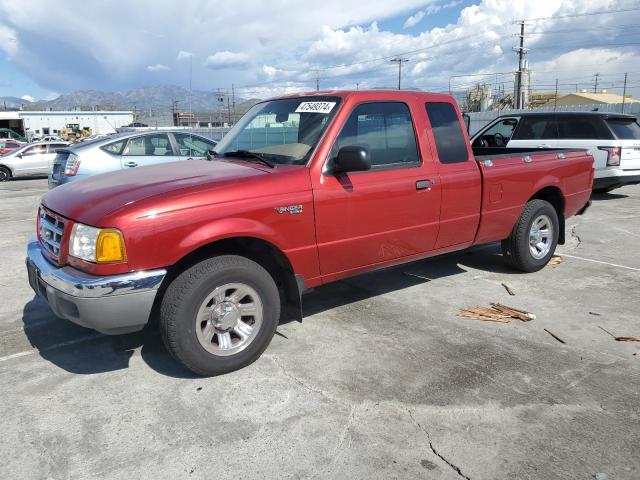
[606,118,640,140]
[101,139,126,155]
[425,102,469,164]
[556,116,613,140]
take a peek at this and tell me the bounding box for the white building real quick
[0,110,134,139]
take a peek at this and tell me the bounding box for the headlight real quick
[69,223,127,263]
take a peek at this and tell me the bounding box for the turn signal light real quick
[96,230,127,263]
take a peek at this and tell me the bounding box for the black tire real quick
[160,255,280,376]
[501,199,559,272]
[0,166,11,182]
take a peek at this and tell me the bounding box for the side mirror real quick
[332,146,371,175]
[16,152,23,158]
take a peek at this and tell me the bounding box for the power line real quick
[523,6,640,22]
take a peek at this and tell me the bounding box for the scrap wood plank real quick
[598,326,640,342]
[459,303,536,323]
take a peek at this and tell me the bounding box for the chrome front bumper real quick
[26,238,166,334]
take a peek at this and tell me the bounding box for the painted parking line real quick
[0,333,104,363]
[560,253,640,272]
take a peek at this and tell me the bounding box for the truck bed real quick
[471,147,594,245]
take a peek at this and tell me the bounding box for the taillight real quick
[64,153,81,176]
[598,146,621,166]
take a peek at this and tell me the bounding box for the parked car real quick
[40,135,63,142]
[0,141,69,181]
[27,90,593,376]
[48,130,218,187]
[0,140,25,156]
[470,112,640,192]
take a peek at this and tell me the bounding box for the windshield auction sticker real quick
[295,102,336,114]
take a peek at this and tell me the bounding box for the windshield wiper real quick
[222,150,276,168]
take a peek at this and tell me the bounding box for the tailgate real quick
[620,141,640,170]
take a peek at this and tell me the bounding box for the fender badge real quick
[275,205,303,214]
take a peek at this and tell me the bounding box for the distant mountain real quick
[14,85,255,114]
[0,96,32,110]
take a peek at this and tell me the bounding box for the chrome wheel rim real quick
[0,170,8,181]
[529,214,553,259]
[195,282,263,357]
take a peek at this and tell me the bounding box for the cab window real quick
[330,102,420,168]
[425,102,469,164]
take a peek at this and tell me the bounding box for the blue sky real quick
[1,0,639,101]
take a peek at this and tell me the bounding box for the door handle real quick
[123,161,138,168]
[416,179,435,190]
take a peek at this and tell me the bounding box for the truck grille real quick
[39,207,66,259]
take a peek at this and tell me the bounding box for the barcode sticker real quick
[295,102,336,114]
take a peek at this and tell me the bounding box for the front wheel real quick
[160,255,280,376]
[501,199,559,272]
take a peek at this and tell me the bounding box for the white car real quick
[0,141,69,181]
[471,112,640,192]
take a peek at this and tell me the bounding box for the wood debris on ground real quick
[501,283,516,296]
[459,303,536,323]
[548,255,563,266]
[544,328,566,344]
[598,326,640,342]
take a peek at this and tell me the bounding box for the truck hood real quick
[42,159,270,224]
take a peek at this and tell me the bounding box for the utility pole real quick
[188,54,193,114]
[621,72,628,113]
[554,78,558,111]
[314,70,320,91]
[231,83,236,122]
[390,58,409,90]
[227,93,231,126]
[593,72,600,93]
[513,20,528,109]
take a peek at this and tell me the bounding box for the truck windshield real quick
[214,96,341,165]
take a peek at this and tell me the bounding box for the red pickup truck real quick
[26,90,593,375]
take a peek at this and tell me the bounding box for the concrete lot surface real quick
[1,179,639,480]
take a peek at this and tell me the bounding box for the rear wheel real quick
[0,166,11,182]
[502,199,559,272]
[160,255,280,376]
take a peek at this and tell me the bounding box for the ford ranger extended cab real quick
[26,91,594,376]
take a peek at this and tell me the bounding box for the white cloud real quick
[205,51,250,69]
[403,0,464,29]
[176,50,193,61]
[146,63,170,72]
[20,94,34,102]
[403,11,425,28]
[0,24,18,57]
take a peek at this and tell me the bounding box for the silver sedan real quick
[48,130,218,188]
[0,142,69,182]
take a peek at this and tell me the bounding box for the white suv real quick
[471,112,640,192]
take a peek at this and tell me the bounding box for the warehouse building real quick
[0,110,134,140]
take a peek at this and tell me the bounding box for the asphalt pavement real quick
[1,178,639,480]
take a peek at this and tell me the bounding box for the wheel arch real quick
[154,236,304,325]
[528,185,565,244]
